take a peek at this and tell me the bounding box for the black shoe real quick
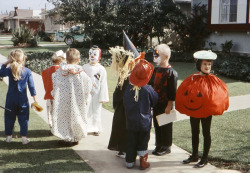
[183,155,199,164]
[194,158,208,168]
[155,147,171,156]
[70,141,79,146]
[152,146,161,155]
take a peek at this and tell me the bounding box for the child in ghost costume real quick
[83,45,109,135]
[51,48,92,143]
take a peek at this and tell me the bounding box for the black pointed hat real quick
[123,30,140,59]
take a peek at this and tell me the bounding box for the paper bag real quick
[156,109,177,126]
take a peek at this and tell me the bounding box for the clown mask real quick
[153,49,161,66]
[89,47,101,64]
[153,56,161,66]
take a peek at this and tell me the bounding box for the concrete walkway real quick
[0,54,246,173]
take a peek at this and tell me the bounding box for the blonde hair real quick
[8,49,25,81]
[66,48,80,64]
[155,44,171,60]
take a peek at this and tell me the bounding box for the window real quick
[220,0,238,23]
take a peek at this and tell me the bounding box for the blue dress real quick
[0,64,36,136]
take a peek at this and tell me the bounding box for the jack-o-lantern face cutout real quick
[175,73,229,118]
[183,90,204,111]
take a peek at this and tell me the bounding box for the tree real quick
[48,0,186,49]
[174,4,211,51]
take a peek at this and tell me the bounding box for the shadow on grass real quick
[0,149,93,172]
[0,139,69,149]
[0,129,53,138]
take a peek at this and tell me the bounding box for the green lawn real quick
[0,81,94,172]
[0,37,66,48]
[0,40,13,46]
[173,109,250,172]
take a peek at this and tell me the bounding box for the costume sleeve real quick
[27,71,36,96]
[148,85,158,107]
[167,69,178,101]
[83,72,92,102]
[113,78,129,109]
[99,67,109,102]
[41,69,48,91]
[0,64,10,77]
[51,72,56,97]
[148,68,156,86]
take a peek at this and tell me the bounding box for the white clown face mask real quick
[89,48,100,63]
[153,56,161,66]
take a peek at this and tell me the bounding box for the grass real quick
[0,81,94,172]
[173,109,250,172]
[0,40,13,46]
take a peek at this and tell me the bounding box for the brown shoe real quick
[140,153,150,170]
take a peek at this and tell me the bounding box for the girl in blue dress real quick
[0,49,37,145]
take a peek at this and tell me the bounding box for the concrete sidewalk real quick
[0,54,244,173]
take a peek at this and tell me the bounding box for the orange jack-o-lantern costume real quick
[175,72,229,118]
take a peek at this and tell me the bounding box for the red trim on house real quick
[207,0,250,32]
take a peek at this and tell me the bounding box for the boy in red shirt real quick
[42,50,65,128]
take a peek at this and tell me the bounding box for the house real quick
[3,7,44,32]
[0,14,8,32]
[192,0,250,54]
[41,9,71,33]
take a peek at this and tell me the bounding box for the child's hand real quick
[4,60,10,66]
[69,69,83,75]
[165,106,171,114]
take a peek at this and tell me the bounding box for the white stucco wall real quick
[205,32,250,54]
[44,14,70,33]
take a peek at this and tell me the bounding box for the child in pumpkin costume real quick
[175,50,229,168]
[149,44,178,156]
[123,59,158,170]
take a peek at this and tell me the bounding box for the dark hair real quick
[196,59,213,72]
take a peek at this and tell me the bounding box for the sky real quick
[0,0,55,14]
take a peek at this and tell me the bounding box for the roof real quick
[4,9,42,20]
[0,14,8,22]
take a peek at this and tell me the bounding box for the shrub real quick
[221,40,233,53]
[213,53,250,82]
[37,30,54,42]
[25,51,112,74]
[11,25,39,47]
[174,4,211,51]
[170,51,194,62]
